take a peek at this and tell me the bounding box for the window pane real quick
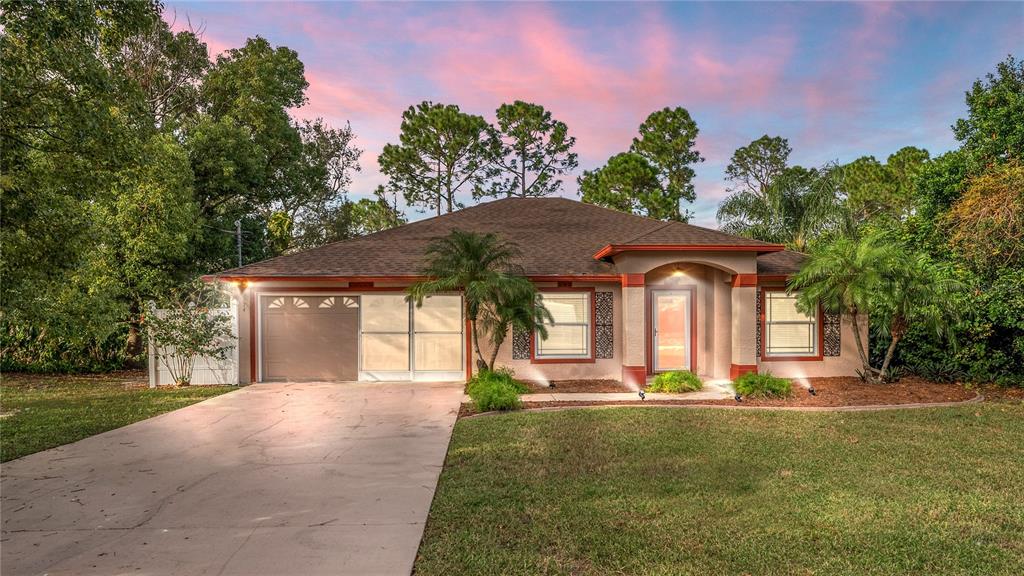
[362,333,409,371]
[537,325,588,356]
[415,295,462,332]
[767,292,813,322]
[414,333,463,371]
[767,324,815,355]
[361,295,408,332]
[541,293,589,324]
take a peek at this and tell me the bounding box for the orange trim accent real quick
[529,275,620,282]
[622,365,647,388]
[557,281,573,288]
[731,274,758,287]
[530,287,597,364]
[646,286,698,375]
[251,286,407,293]
[595,243,785,260]
[759,286,825,362]
[465,318,473,382]
[208,275,425,283]
[756,275,790,284]
[730,364,758,379]
[207,274,623,284]
[621,273,645,287]
[348,281,374,288]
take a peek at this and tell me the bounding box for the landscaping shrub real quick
[647,370,703,393]
[733,372,792,398]
[466,368,527,411]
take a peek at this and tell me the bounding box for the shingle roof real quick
[212,197,788,278]
[757,250,807,275]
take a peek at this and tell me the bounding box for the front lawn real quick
[416,403,1024,575]
[1,372,235,462]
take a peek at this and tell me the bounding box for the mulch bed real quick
[460,377,987,418]
[521,379,629,394]
[2,370,148,388]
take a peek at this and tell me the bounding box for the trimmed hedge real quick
[466,368,527,411]
[733,372,792,398]
[647,370,703,393]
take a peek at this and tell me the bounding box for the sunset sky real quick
[165,1,1022,227]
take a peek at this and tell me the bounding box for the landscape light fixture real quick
[638,390,646,401]
[808,386,817,396]
[735,394,742,403]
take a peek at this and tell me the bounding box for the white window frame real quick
[534,291,592,360]
[763,290,819,358]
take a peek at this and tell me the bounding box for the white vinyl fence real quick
[147,303,239,387]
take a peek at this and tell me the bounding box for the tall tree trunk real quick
[848,309,877,382]
[125,300,144,366]
[436,159,442,216]
[879,317,907,381]
[520,145,527,198]
[469,317,487,371]
[879,335,901,381]
[488,327,506,371]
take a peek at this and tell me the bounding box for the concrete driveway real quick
[1,381,464,576]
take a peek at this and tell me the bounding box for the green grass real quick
[416,403,1024,575]
[1,372,235,462]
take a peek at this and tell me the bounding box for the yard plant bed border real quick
[460,377,987,418]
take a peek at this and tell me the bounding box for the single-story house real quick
[206,197,863,387]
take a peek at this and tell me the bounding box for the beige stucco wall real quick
[758,314,866,378]
[219,265,865,384]
[480,282,623,382]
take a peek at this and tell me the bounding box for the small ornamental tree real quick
[145,286,235,386]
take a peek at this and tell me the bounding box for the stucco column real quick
[620,274,647,388]
[730,277,758,379]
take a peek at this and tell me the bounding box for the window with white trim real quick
[535,292,591,359]
[764,291,817,357]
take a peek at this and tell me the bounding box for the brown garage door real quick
[260,295,359,381]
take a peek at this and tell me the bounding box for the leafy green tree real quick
[840,147,929,222]
[407,230,541,370]
[349,187,407,236]
[578,153,671,219]
[580,107,703,221]
[379,102,494,215]
[484,100,577,198]
[114,14,210,130]
[1,0,159,322]
[629,106,704,220]
[945,161,1024,272]
[953,55,1023,167]
[723,135,792,196]
[145,284,235,386]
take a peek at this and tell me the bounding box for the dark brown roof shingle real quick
[213,197,792,278]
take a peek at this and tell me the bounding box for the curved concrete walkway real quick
[1,381,464,576]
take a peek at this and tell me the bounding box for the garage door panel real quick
[261,295,358,382]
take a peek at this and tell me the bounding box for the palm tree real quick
[479,289,552,371]
[717,164,850,251]
[790,232,959,382]
[407,229,542,371]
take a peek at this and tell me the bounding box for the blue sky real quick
[166,1,1023,226]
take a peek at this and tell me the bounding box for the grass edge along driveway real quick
[1,373,235,462]
[415,403,1024,576]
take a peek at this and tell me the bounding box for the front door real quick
[652,290,691,372]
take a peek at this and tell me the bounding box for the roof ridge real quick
[214,197,520,275]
